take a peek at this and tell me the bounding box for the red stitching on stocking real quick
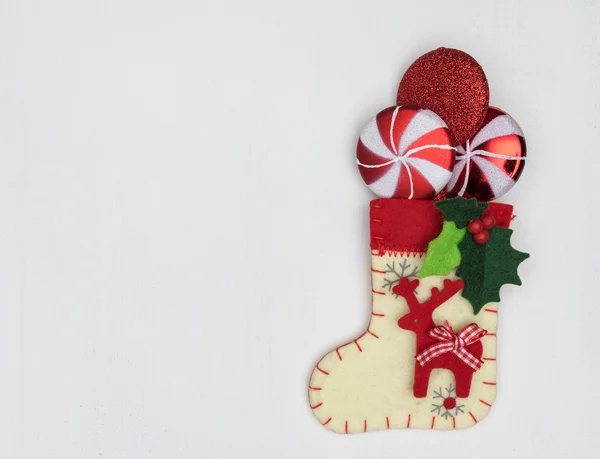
[367,329,379,339]
[483,357,496,361]
[363,420,367,432]
[480,399,492,407]
[335,348,342,361]
[372,312,385,317]
[452,418,456,429]
[386,417,390,429]
[309,386,322,391]
[311,402,323,410]
[374,245,426,258]
[371,268,386,274]
[406,414,411,428]
[322,417,332,426]
[484,308,498,313]
[469,412,477,423]
[483,381,496,386]
[354,341,362,352]
[345,421,349,434]
[431,416,436,429]
[372,289,385,295]
[316,364,329,376]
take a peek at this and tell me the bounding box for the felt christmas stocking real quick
[308,198,527,433]
[308,47,529,434]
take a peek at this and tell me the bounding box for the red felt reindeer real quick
[393,277,485,399]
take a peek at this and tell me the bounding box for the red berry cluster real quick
[467,214,496,244]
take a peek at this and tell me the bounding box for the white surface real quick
[0,0,599,457]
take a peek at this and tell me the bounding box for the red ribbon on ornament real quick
[416,322,487,371]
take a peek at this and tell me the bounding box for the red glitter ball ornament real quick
[397,48,490,146]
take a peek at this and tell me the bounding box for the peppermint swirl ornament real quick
[356,106,455,199]
[447,107,526,201]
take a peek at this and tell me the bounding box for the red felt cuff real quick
[370,199,514,256]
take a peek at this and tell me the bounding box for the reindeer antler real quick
[426,279,465,311]
[392,277,421,311]
[393,278,464,312]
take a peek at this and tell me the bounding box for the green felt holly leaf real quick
[456,226,530,314]
[419,221,466,278]
[435,197,489,229]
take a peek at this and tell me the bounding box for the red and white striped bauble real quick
[447,107,527,201]
[356,106,455,199]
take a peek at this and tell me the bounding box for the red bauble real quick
[397,48,489,146]
[481,214,496,229]
[447,107,527,201]
[356,106,455,199]
[473,230,489,244]
[467,219,484,234]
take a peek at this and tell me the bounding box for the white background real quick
[0,0,599,458]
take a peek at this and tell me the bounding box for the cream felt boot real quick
[308,199,516,433]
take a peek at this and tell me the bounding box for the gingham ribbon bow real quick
[416,322,487,371]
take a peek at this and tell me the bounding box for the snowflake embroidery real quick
[382,259,420,295]
[431,384,465,419]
